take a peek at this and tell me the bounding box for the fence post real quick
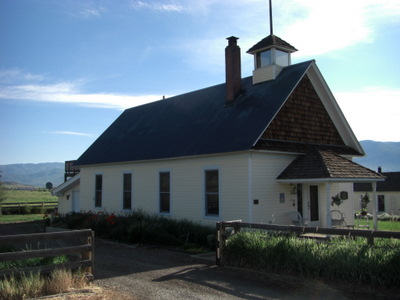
[82,231,94,276]
[216,222,225,266]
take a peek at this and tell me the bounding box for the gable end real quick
[261,74,345,145]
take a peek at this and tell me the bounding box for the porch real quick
[276,149,385,229]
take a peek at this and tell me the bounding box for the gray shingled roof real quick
[247,34,298,54]
[76,61,313,166]
[277,149,384,181]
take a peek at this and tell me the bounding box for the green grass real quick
[356,219,400,231]
[0,214,44,223]
[3,189,56,203]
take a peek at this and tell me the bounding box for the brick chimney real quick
[225,36,241,105]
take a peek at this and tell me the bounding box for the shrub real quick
[55,210,214,249]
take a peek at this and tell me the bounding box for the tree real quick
[0,172,7,215]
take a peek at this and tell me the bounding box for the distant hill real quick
[0,163,64,188]
[354,141,400,172]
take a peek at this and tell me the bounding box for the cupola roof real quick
[247,34,297,54]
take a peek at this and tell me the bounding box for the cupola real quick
[247,0,297,84]
[247,34,297,84]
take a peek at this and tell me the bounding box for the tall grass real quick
[0,269,88,300]
[223,231,400,288]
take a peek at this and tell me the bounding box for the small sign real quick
[340,191,348,200]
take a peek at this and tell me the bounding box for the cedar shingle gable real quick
[262,75,344,145]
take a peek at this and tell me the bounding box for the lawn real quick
[356,218,400,231]
[0,214,44,223]
[3,189,57,203]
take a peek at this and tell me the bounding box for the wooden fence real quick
[1,201,58,213]
[0,229,94,278]
[216,221,400,265]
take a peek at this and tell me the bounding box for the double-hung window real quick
[95,174,102,207]
[123,173,132,210]
[205,170,219,216]
[159,172,170,213]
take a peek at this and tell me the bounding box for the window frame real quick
[94,174,103,208]
[159,171,171,214]
[204,169,220,217]
[122,172,133,210]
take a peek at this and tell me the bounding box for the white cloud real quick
[0,69,45,83]
[335,87,400,142]
[0,70,164,110]
[46,131,94,137]
[131,1,186,12]
[280,0,400,57]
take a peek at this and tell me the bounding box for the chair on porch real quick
[288,211,306,226]
[331,210,345,227]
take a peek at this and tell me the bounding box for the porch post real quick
[325,182,332,227]
[372,181,378,230]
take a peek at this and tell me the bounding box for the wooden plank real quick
[0,244,91,261]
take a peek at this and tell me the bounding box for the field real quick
[3,189,57,203]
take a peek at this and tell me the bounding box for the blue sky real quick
[0,0,399,165]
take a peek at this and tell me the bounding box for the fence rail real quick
[0,229,94,278]
[1,201,58,212]
[216,221,400,265]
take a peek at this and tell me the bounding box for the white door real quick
[72,190,80,212]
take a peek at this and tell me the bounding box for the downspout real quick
[372,181,378,230]
[325,182,332,227]
[248,152,253,222]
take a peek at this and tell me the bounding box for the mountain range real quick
[0,141,398,187]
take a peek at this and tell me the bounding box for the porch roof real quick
[277,149,385,182]
[53,174,80,196]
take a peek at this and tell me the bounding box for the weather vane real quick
[269,0,273,35]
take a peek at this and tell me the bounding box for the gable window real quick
[95,174,102,207]
[205,169,219,216]
[123,173,132,210]
[159,172,170,213]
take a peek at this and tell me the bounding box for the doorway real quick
[309,185,319,223]
[72,190,80,212]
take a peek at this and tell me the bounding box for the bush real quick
[54,210,214,250]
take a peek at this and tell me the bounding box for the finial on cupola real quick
[247,0,298,84]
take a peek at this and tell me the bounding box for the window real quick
[205,170,219,216]
[275,49,289,66]
[256,50,271,68]
[123,173,132,210]
[159,172,170,213]
[95,174,102,207]
[378,195,385,212]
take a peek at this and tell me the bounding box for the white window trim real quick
[158,169,172,215]
[203,167,221,219]
[122,171,133,211]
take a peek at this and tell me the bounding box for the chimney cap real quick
[226,36,239,45]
